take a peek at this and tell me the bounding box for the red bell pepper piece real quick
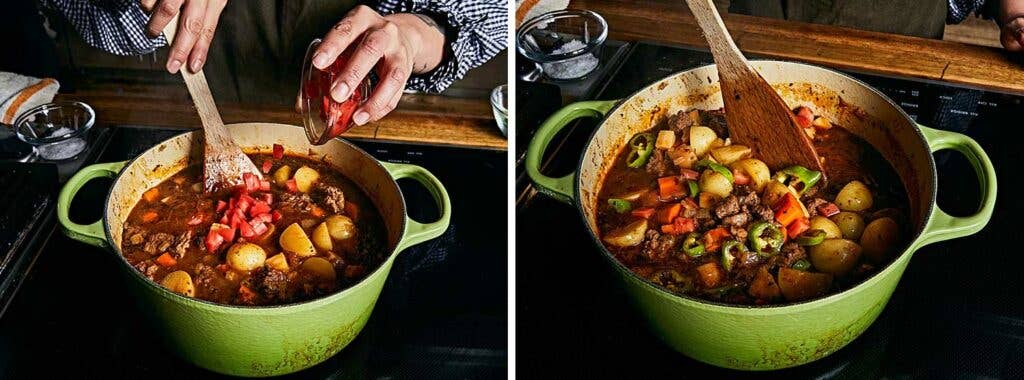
[271,210,283,222]
[660,217,696,235]
[774,193,804,227]
[817,202,840,217]
[787,217,811,238]
[631,207,656,219]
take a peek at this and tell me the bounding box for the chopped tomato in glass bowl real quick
[299,38,372,145]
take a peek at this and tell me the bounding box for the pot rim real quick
[573,60,937,311]
[101,125,409,312]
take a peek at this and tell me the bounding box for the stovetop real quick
[517,41,1024,378]
[0,126,507,378]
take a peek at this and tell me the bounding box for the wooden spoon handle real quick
[684,0,750,75]
[161,15,231,148]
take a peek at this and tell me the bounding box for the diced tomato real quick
[216,200,228,212]
[733,169,750,185]
[228,197,236,211]
[259,180,271,192]
[215,264,230,273]
[243,172,260,192]
[236,198,251,213]
[262,160,273,174]
[272,144,284,159]
[250,220,268,236]
[238,220,256,238]
[794,106,814,128]
[187,213,204,226]
[787,217,811,238]
[631,207,656,219]
[205,232,224,253]
[249,201,272,218]
[259,193,273,205]
[256,213,273,223]
[817,202,840,217]
[271,210,283,222]
[285,179,299,193]
[680,169,700,180]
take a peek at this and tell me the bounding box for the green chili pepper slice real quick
[682,232,705,257]
[720,239,748,271]
[775,165,822,194]
[792,259,811,271]
[687,180,700,198]
[696,159,734,182]
[626,133,655,168]
[747,221,783,256]
[795,229,826,246]
[607,198,632,213]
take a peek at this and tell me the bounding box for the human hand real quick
[1000,0,1024,51]
[311,6,445,125]
[140,0,228,73]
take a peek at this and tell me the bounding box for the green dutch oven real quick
[526,61,996,370]
[57,123,451,376]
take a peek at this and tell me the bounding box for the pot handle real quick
[57,161,127,248]
[525,100,618,203]
[915,125,997,248]
[382,162,452,252]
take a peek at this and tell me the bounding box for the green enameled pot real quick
[526,61,996,370]
[57,123,451,376]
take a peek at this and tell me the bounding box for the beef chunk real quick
[804,198,828,218]
[729,225,748,242]
[279,193,313,214]
[704,109,729,138]
[143,232,174,254]
[645,150,673,177]
[722,212,751,227]
[132,260,159,280]
[194,263,224,297]
[125,225,147,246]
[735,186,761,208]
[641,230,678,261]
[714,196,741,219]
[172,230,192,258]
[780,242,807,268]
[251,267,290,302]
[667,110,694,139]
[752,204,774,222]
[695,208,716,229]
[314,183,346,214]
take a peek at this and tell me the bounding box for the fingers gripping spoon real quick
[163,15,263,192]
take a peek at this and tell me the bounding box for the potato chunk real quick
[301,257,337,283]
[293,166,320,193]
[227,242,267,272]
[273,165,292,186]
[279,223,316,257]
[324,215,356,241]
[161,270,195,297]
[603,219,648,247]
[312,222,333,251]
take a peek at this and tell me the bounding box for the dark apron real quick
[727,0,948,39]
[202,0,359,105]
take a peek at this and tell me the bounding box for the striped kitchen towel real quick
[0,73,60,125]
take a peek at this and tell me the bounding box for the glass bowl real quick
[299,38,373,145]
[516,10,608,80]
[14,101,94,161]
[490,84,507,137]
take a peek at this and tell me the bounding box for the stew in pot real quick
[122,147,386,306]
[597,107,909,305]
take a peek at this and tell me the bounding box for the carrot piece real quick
[657,176,686,199]
[310,205,325,218]
[787,217,811,238]
[773,193,803,227]
[142,211,159,223]
[155,253,177,267]
[344,201,360,220]
[661,217,696,235]
[630,207,655,219]
[143,188,160,202]
[703,227,731,252]
[655,203,682,224]
[695,262,722,287]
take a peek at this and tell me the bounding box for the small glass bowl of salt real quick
[13,101,95,161]
[517,10,607,81]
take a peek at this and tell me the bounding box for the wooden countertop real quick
[574,0,1024,95]
[56,79,507,151]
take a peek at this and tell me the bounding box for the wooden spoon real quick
[683,0,825,177]
[162,16,262,192]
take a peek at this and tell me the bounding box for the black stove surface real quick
[517,42,1024,378]
[0,126,507,378]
